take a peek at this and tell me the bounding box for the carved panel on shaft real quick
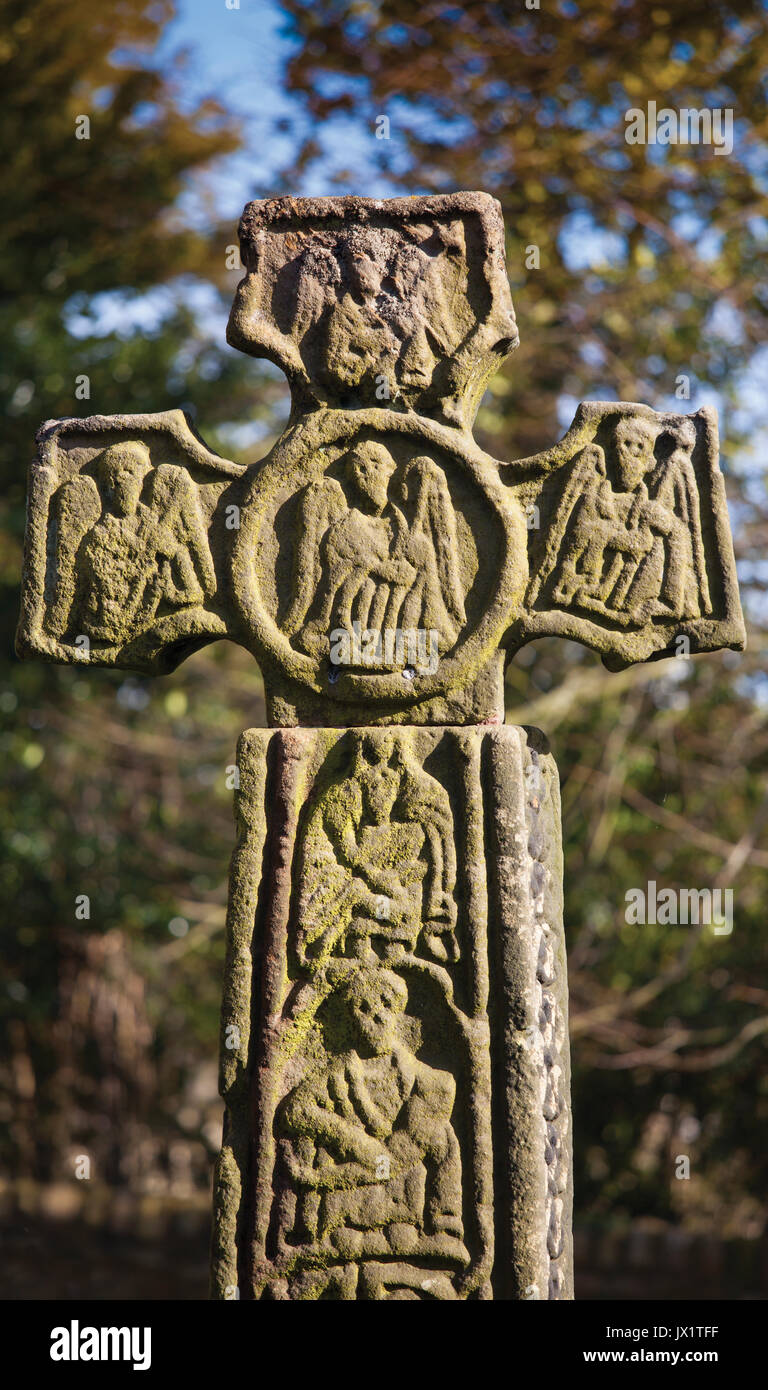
[211,724,572,1301]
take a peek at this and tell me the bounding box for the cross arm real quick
[16,409,247,676]
[502,400,746,671]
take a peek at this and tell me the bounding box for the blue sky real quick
[160,0,300,217]
[159,0,398,213]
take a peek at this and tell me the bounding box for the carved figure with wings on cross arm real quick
[44,441,216,648]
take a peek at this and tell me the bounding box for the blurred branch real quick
[592,1015,768,1072]
[570,764,768,869]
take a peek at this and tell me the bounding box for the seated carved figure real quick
[273,967,468,1297]
[547,439,651,612]
[533,416,711,626]
[319,247,398,394]
[293,730,459,970]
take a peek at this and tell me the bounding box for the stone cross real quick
[17,193,745,1301]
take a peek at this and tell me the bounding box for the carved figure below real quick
[532,416,712,627]
[294,730,458,969]
[284,441,466,668]
[272,966,468,1299]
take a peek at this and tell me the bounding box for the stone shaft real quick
[211,723,572,1300]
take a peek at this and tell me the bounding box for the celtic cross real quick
[17,193,744,1300]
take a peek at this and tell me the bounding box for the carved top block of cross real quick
[17,193,745,726]
[228,192,519,429]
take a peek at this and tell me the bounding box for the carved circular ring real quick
[230,407,527,705]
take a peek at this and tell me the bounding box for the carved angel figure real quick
[529,416,711,626]
[283,441,466,668]
[44,442,216,646]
